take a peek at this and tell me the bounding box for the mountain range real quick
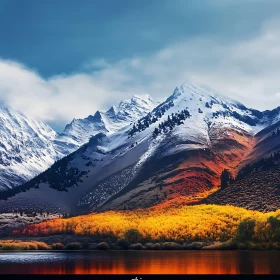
[1,81,280,215]
[0,94,157,191]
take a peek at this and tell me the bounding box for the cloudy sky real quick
[1,0,280,131]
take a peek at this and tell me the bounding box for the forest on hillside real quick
[10,204,280,250]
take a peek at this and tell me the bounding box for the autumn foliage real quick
[0,240,50,250]
[12,204,280,243]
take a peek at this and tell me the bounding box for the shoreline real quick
[2,235,280,251]
[0,249,280,252]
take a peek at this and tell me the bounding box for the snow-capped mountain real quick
[59,94,157,147]
[0,107,67,190]
[0,107,80,191]
[4,80,280,214]
[0,94,157,191]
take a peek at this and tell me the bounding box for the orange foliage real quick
[13,204,280,243]
[0,240,50,250]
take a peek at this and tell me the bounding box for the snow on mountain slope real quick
[0,107,70,190]
[1,81,274,214]
[59,94,158,147]
[0,95,157,191]
[93,82,263,210]
[68,82,280,211]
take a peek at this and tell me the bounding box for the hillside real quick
[204,152,280,212]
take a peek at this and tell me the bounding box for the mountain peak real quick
[107,105,117,115]
[131,93,153,102]
[60,94,158,148]
[0,106,27,121]
[92,111,103,121]
[178,80,242,107]
[179,80,211,95]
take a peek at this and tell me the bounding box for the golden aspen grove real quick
[12,204,280,245]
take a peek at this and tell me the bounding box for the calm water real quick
[0,251,279,274]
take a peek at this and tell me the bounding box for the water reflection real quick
[0,251,279,274]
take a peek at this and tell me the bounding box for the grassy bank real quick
[1,238,280,251]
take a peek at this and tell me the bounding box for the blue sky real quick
[1,0,280,131]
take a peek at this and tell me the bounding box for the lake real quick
[0,251,279,274]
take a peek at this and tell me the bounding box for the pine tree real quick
[205,102,211,108]
[153,127,160,138]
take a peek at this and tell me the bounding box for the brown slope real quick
[203,164,280,212]
[203,124,280,212]
[97,126,254,211]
